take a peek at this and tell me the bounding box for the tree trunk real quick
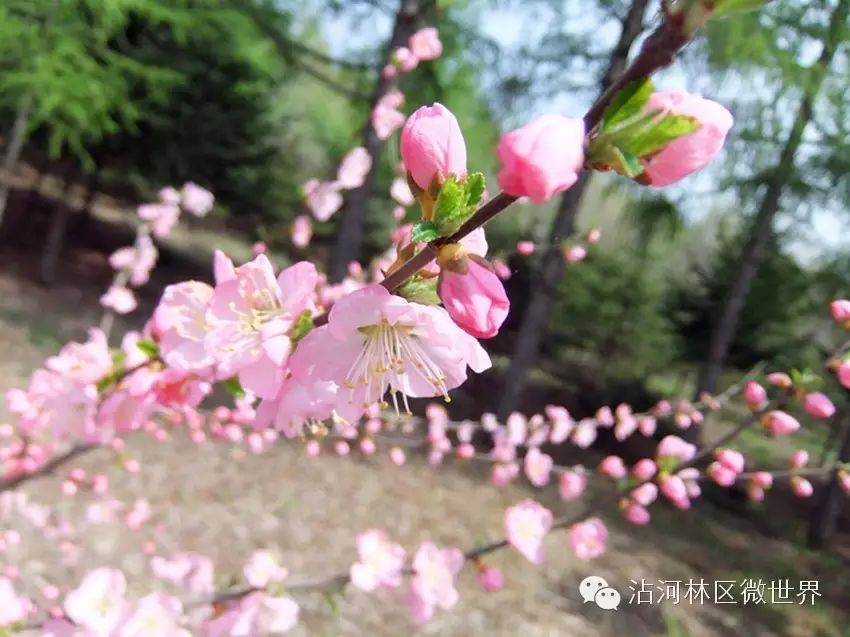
[807,408,850,548]
[0,94,34,229]
[327,0,433,282]
[497,0,650,418]
[40,172,76,285]
[695,0,848,398]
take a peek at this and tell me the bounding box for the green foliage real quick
[411,221,441,243]
[601,78,653,128]
[431,172,486,236]
[396,274,440,305]
[221,376,246,399]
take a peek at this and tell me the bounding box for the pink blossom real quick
[830,299,850,323]
[203,592,298,636]
[150,553,214,595]
[838,470,850,495]
[290,214,312,249]
[547,405,574,443]
[660,474,690,509]
[752,471,774,489]
[381,64,397,79]
[632,459,657,481]
[642,91,734,187]
[715,448,745,474]
[568,517,608,559]
[290,285,489,417]
[599,455,627,479]
[400,103,467,190]
[244,551,288,588]
[109,234,158,287]
[572,419,598,448]
[64,568,127,634]
[497,115,585,203]
[476,565,504,592]
[390,177,415,206]
[408,542,464,624]
[631,482,658,506]
[791,476,814,498]
[586,228,601,244]
[350,529,406,591]
[743,381,767,408]
[372,91,406,141]
[213,250,236,284]
[524,447,553,487]
[624,503,650,525]
[516,240,535,255]
[153,281,215,372]
[181,182,214,217]
[491,258,512,280]
[656,435,696,465]
[118,594,189,637]
[393,46,418,72]
[138,202,180,238]
[559,469,587,501]
[337,147,373,190]
[766,372,792,388]
[563,245,587,263]
[803,392,835,419]
[0,577,28,626]
[159,186,181,205]
[389,447,406,465]
[409,27,442,61]
[638,416,657,436]
[205,257,317,398]
[303,179,343,222]
[504,499,553,564]
[595,406,615,427]
[100,285,138,314]
[707,462,738,487]
[46,328,112,385]
[789,449,809,469]
[253,378,338,439]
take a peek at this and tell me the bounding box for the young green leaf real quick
[601,78,654,129]
[411,221,441,243]
[396,275,441,305]
[221,376,246,399]
[618,114,700,159]
[136,339,159,358]
[464,172,486,209]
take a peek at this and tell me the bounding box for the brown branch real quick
[0,443,96,492]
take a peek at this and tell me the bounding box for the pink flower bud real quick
[766,372,792,388]
[791,476,813,498]
[655,400,672,414]
[61,480,77,496]
[359,438,376,455]
[624,503,650,526]
[381,64,397,79]
[659,475,690,509]
[599,455,627,479]
[657,435,697,464]
[803,392,835,419]
[456,442,475,459]
[335,441,351,456]
[400,103,467,190]
[586,229,601,244]
[743,381,767,408]
[438,254,509,339]
[409,27,443,62]
[476,565,505,592]
[830,299,850,323]
[752,471,774,489]
[642,91,733,187]
[747,485,765,502]
[763,410,800,436]
[252,241,267,256]
[715,448,745,474]
[497,115,585,203]
[563,245,587,263]
[305,440,321,457]
[393,46,418,72]
[632,459,657,481]
[389,447,406,466]
[631,483,658,506]
[789,449,809,469]
[838,470,850,495]
[836,360,850,389]
[707,462,737,487]
[558,469,587,501]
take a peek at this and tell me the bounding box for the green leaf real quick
[618,114,701,158]
[713,0,767,18]
[613,148,644,178]
[136,339,159,358]
[434,176,466,222]
[291,310,314,345]
[601,78,653,129]
[221,376,246,399]
[464,172,486,208]
[396,275,440,305]
[411,221,441,243]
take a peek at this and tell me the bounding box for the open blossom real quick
[803,392,835,419]
[350,529,406,591]
[497,115,585,203]
[303,179,343,222]
[290,285,490,416]
[138,202,180,238]
[291,214,313,249]
[181,182,214,217]
[408,542,464,624]
[337,147,372,189]
[46,328,112,385]
[642,90,734,187]
[205,257,317,398]
[569,517,608,559]
[253,378,340,438]
[150,553,214,595]
[437,245,509,339]
[118,594,189,637]
[110,234,158,287]
[524,447,553,487]
[154,281,215,372]
[400,103,467,190]
[390,176,415,206]
[101,284,138,314]
[203,592,299,636]
[409,27,442,61]
[372,90,406,141]
[244,551,288,588]
[64,568,128,635]
[0,577,28,627]
[393,46,418,71]
[505,499,553,564]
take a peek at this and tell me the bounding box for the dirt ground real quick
[1,255,848,637]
